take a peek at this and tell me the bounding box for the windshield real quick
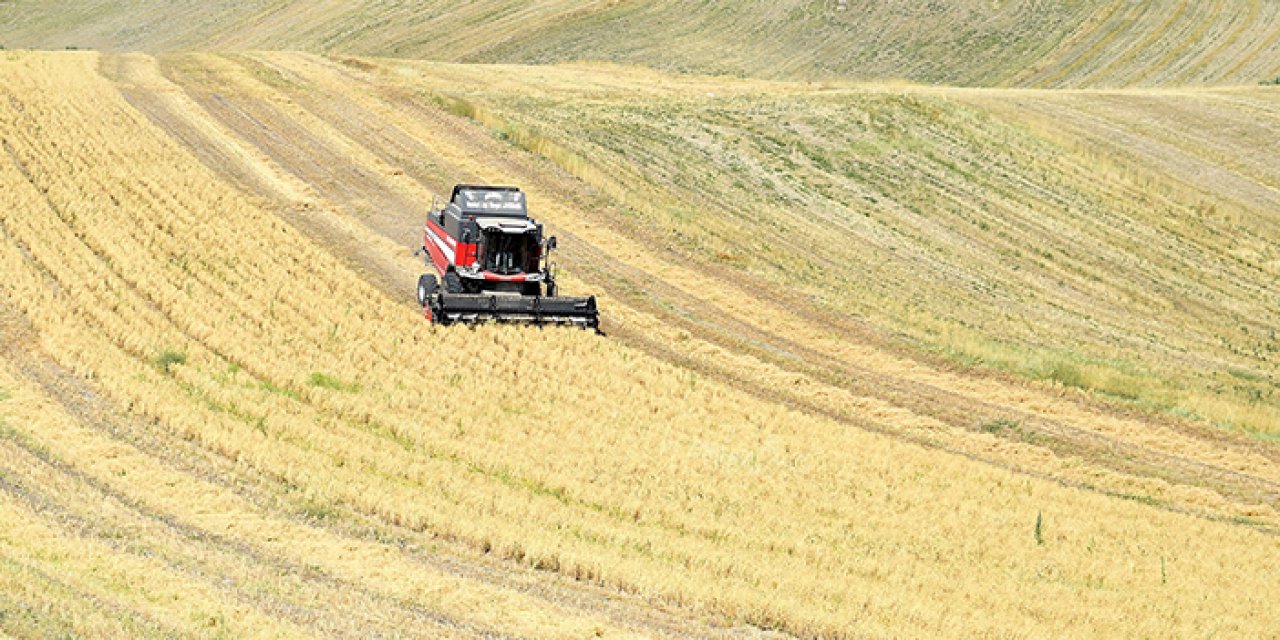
[481,231,538,275]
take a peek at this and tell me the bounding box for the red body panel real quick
[425,219,456,248]
[423,227,451,273]
[456,243,477,268]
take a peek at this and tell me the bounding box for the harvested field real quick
[0,49,1278,637]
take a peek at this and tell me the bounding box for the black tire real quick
[444,271,464,294]
[416,274,438,307]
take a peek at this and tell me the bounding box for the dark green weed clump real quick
[154,349,187,374]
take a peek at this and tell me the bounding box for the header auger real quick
[416,185,599,331]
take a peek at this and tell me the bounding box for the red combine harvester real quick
[416,184,599,330]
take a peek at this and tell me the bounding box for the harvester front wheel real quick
[417,274,438,307]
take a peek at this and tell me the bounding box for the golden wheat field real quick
[0,46,1278,639]
[4,0,1280,635]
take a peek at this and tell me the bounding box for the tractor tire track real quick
[140,53,1280,531]
[0,303,509,640]
[0,550,170,639]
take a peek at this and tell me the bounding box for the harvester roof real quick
[450,185,527,218]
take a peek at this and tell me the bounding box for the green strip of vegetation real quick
[307,372,361,393]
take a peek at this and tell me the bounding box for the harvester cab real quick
[417,185,598,330]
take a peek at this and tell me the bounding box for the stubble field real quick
[0,49,1278,638]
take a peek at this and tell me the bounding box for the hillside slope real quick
[4,0,1280,86]
[384,59,1280,437]
[1,50,1279,638]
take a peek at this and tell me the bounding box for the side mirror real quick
[546,236,557,251]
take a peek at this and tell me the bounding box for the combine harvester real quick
[416,184,599,330]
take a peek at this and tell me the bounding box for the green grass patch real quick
[430,92,477,119]
[1104,490,1163,507]
[980,418,1020,434]
[307,372,361,393]
[1231,515,1265,527]
[1228,368,1265,383]
[1037,360,1086,389]
[1249,431,1280,444]
[153,349,187,374]
[298,499,339,522]
[260,380,301,401]
[979,418,1055,447]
